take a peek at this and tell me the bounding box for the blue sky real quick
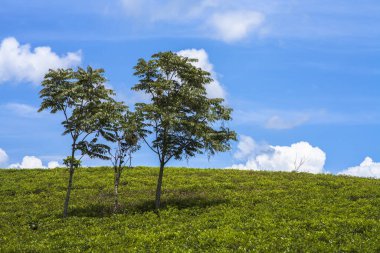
[1,0,380,177]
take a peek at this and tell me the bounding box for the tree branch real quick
[142,136,159,155]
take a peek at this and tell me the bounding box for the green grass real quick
[1,167,380,252]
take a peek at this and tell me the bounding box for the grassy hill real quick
[1,167,380,252]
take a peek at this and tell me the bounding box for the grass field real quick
[1,167,380,252]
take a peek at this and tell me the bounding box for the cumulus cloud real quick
[0,148,8,164]
[9,156,44,169]
[234,135,271,160]
[338,157,380,179]
[207,11,265,42]
[177,49,226,99]
[47,161,60,169]
[0,37,81,85]
[231,136,326,174]
[9,156,60,169]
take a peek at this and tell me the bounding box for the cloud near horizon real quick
[0,148,8,164]
[9,156,60,169]
[0,37,81,85]
[230,135,380,179]
[231,136,326,174]
[338,157,380,179]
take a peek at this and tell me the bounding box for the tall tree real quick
[39,66,115,218]
[100,103,142,212]
[132,52,236,210]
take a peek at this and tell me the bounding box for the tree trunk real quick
[63,167,74,218]
[155,161,165,211]
[114,169,121,212]
[63,147,75,218]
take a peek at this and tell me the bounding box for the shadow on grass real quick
[69,204,115,218]
[68,196,228,218]
[132,196,228,213]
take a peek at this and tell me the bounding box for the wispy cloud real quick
[3,103,41,118]
[120,0,266,42]
[234,108,380,129]
[117,0,380,42]
[121,0,218,22]
[207,10,265,42]
[234,109,315,129]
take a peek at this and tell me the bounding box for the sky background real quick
[1,0,380,177]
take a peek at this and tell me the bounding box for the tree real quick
[39,66,115,218]
[132,51,236,211]
[100,103,142,212]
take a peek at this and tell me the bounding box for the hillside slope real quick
[1,167,380,252]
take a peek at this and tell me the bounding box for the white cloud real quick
[207,11,265,42]
[121,0,217,22]
[48,161,60,169]
[8,156,61,169]
[231,136,326,174]
[177,49,226,99]
[234,135,271,160]
[0,37,81,85]
[234,135,256,160]
[0,148,8,164]
[9,156,44,169]
[338,157,380,178]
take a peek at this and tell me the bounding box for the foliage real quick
[39,66,115,161]
[1,167,380,252]
[63,156,81,169]
[101,103,142,170]
[132,51,236,209]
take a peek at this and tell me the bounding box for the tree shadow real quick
[68,204,115,218]
[67,196,228,218]
[129,196,229,214]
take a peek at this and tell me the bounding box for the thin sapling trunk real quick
[114,167,122,212]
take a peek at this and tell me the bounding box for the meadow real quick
[1,167,380,252]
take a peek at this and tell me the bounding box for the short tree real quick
[132,51,236,210]
[39,66,115,218]
[100,103,142,212]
